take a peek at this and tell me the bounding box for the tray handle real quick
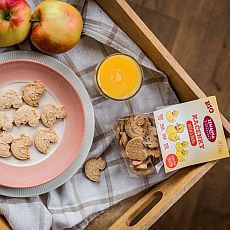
[109,138,230,230]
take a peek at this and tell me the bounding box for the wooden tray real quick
[93,1,230,229]
[0,0,229,229]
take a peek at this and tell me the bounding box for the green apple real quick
[31,0,83,54]
[0,0,31,47]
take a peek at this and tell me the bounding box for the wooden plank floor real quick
[87,0,230,229]
[128,0,230,122]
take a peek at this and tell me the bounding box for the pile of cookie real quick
[115,114,161,176]
[0,80,66,160]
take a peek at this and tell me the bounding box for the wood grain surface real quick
[128,0,230,122]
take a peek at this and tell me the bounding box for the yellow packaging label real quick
[154,96,229,173]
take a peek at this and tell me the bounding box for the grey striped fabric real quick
[0,0,178,229]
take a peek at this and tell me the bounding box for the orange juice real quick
[95,54,143,100]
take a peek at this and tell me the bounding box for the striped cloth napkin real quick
[0,0,178,229]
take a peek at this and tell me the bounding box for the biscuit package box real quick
[154,96,229,173]
[114,114,163,177]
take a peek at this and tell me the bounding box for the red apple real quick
[0,0,31,47]
[31,0,83,54]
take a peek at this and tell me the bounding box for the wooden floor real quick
[129,0,230,229]
[128,0,230,122]
[88,0,230,229]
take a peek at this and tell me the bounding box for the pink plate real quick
[0,60,85,188]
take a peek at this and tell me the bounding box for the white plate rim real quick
[0,51,95,197]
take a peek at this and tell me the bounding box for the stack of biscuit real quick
[115,114,161,176]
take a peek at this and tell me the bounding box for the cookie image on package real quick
[0,111,13,132]
[22,80,45,107]
[14,105,40,127]
[0,89,23,110]
[84,157,106,182]
[11,134,32,160]
[0,132,13,158]
[34,128,58,154]
[41,104,66,127]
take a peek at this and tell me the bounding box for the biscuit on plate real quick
[14,105,40,127]
[0,132,13,158]
[40,104,66,127]
[0,89,23,110]
[34,128,58,154]
[22,80,45,107]
[0,111,13,132]
[11,134,32,160]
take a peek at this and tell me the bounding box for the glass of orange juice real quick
[94,53,143,100]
